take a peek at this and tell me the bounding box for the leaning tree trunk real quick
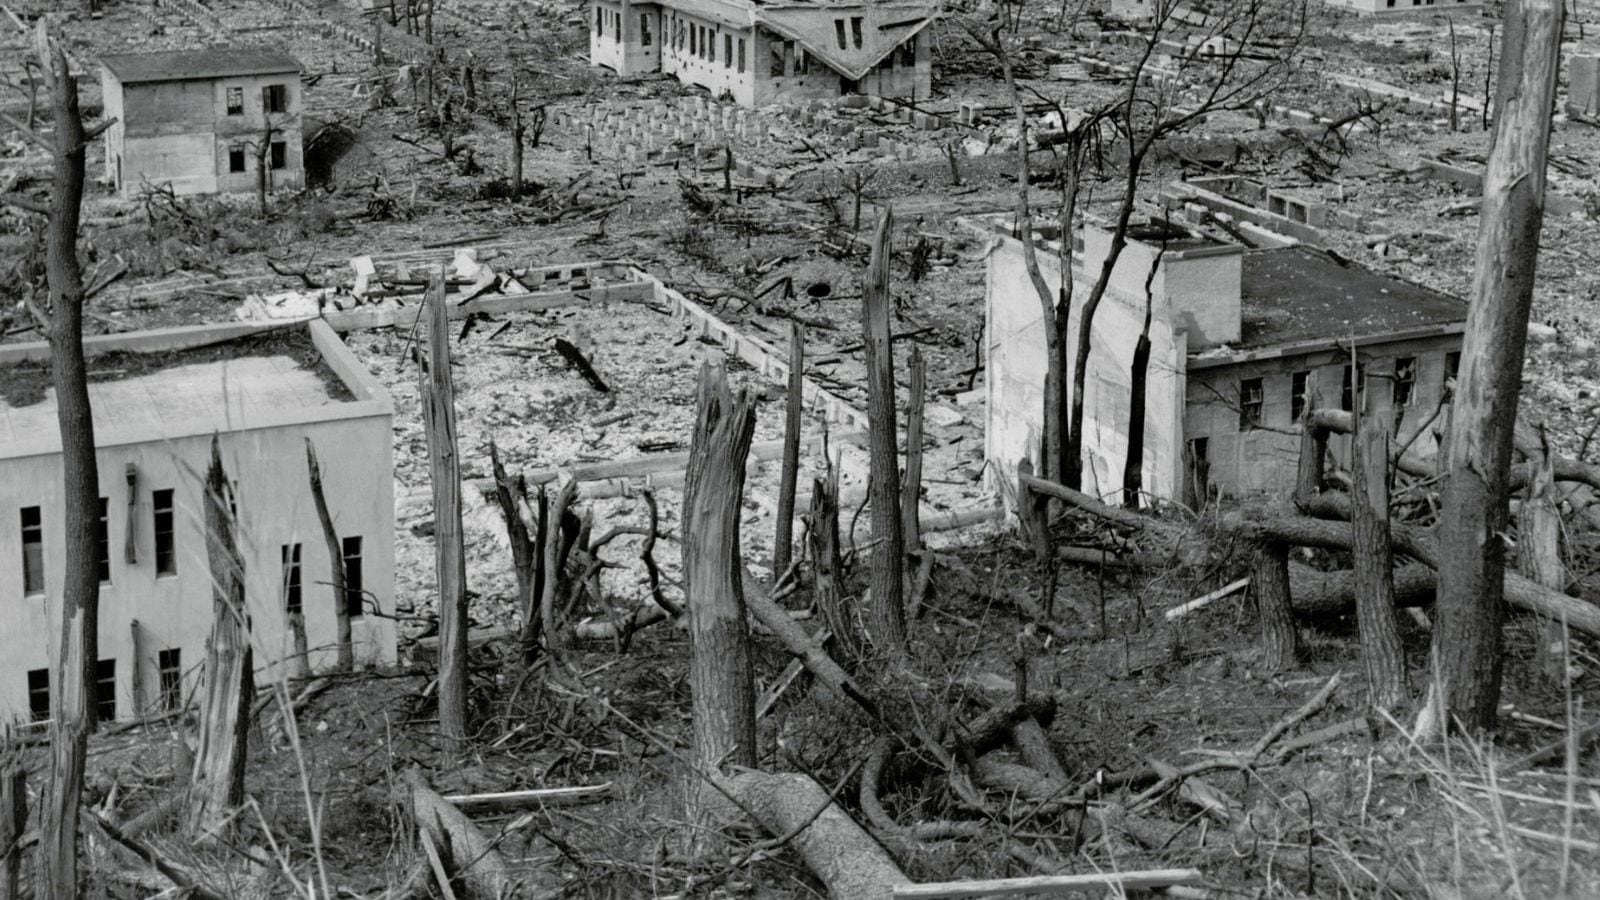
[36,23,100,900]
[1434,0,1563,733]
[418,272,469,753]
[1350,399,1407,711]
[187,438,254,841]
[306,439,352,671]
[683,364,758,837]
[860,209,906,655]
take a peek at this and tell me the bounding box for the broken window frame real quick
[270,140,288,170]
[158,648,182,712]
[899,35,917,68]
[1290,370,1310,422]
[1238,377,1265,432]
[834,18,847,50]
[796,46,809,75]
[850,16,863,49]
[640,12,652,46]
[282,542,303,615]
[95,659,116,722]
[21,505,43,596]
[1393,356,1417,408]
[226,86,244,115]
[1341,363,1366,413]
[771,40,786,76]
[96,497,110,584]
[27,668,48,722]
[263,83,288,114]
[1443,350,1461,401]
[153,488,176,576]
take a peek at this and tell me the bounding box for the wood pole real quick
[1351,399,1407,710]
[902,348,925,552]
[774,322,804,578]
[861,207,905,654]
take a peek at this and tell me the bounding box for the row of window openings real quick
[224,84,289,116]
[1236,352,1457,432]
[20,499,365,619]
[228,142,288,174]
[1386,0,1469,6]
[26,652,183,722]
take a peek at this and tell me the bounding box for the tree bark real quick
[1,765,24,900]
[1434,0,1563,733]
[715,771,907,900]
[489,441,537,653]
[861,209,906,654]
[37,22,100,900]
[1519,444,1567,682]
[774,322,805,578]
[810,469,860,664]
[508,72,525,203]
[418,272,469,753]
[1251,541,1298,670]
[187,437,253,841]
[1350,404,1407,710]
[305,439,352,671]
[1121,236,1165,508]
[902,348,926,551]
[398,768,512,899]
[1295,388,1326,508]
[684,364,759,821]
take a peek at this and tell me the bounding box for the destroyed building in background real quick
[590,0,938,106]
[100,48,305,198]
[0,321,395,724]
[1320,0,1482,15]
[977,214,1466,505]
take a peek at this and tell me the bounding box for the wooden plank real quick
[442,783,613,813]
[319,281,653,333]
[891,868,1205,898]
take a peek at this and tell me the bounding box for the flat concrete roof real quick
[1238,247,1466,350]
[0,322,389,461]
[100,48,302,85]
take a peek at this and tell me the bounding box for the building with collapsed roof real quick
[975,214,1465,505]
[0,320,395,725]
[100,48,304,199]
[590,0,937,106]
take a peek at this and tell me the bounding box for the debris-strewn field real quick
[4,0,1600,896]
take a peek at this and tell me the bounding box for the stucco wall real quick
[660,10,758,105]
[593,0,663,76]
[985,234,1184,506]
[1080,223,1242,349]
[1185,333,1461,498]
[1323,0,1481,14]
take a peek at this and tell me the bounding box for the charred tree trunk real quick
[1434,0,1563,733]
[1350,399,1407,711]
[774,322,805,578]
[1251,540,1299,670]
[254,121,276,217]
[1121,238,1164,508]
[683,365,758,831]
[187,438,253,841]
[902,348,925,552]
[538,480,576,657]
[508,72,525,203]
[489,441,537,650]
[418,272,469,753]
[861,209,906,655]
[810,467,859,664]
[36,23,101,900]
[306,439,353,671]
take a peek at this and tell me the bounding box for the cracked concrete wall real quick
[984,233,1185,506]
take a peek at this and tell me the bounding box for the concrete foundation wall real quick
[0,416,396,724]
[985,235,1184,505]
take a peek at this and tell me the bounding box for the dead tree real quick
[187,438,253,841]
[1,755,24,900]
[1251,540,1299,670]
[1520,441,1566,682]
[305,438,353,671]
[489,441,538,647]
[1350,383,1407,711]
[860,209,906,656]
[683,364,758,835]
[254,118,279,217]
[508,71,526,203]
[810,467,860,663]
[773,323,805,578]
[1434,0,1563,733]
[1122,230,1168,507]
[418,273,469,753]
[14,24,109,900]
[902,348,926,551]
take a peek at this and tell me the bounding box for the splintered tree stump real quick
[1351,407,1407,710]
[861,208,906,654]
[774,322,805,578]
[398,768,513,899]
[188,437,253,841]
[684,365,759,837]
[1250,540,1299,671]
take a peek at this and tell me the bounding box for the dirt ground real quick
[4,0,1600,896]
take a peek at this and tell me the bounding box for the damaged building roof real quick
[100,48,302,84]
[1235,246,1467,351]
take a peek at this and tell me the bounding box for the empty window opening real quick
[1239,378,1264,431]
[850,16,863,49]
[771,41,786,76]
[94,659,116,722]
[343,536,365,619]
[263,83,287,114]
[270,141,287,170]
[1291,370,1310,422]
[153,489,176,576]
[835,18,847,49]
[27,669,48,722]
[724,34,732,68]
[1341,364,1365,412]
[21,506,43,596]
[282,543,303,615]
[158,648,183,712]
[640,13,651,46]
[229,146,246,173]
[737,38,746,73]
[1444,350,1461,401]
[899,35,916,67]
[226,86,243,115]
[1393,356,1417,408]
[97,497,110,584]
[595,6,602,32]
[796,46,809,74]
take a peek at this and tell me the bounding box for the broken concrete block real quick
[1527,322,1558,344]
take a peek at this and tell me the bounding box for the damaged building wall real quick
[983,230,1185,506]
[660,4,761,106]
[0,321,395,723]
[592,0,662,78]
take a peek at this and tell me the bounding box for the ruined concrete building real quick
[977,215,1465,506]
[0,321,395,724]
[100,48,305,198]
[1321,0,1481,15]
[590,0,938,106]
